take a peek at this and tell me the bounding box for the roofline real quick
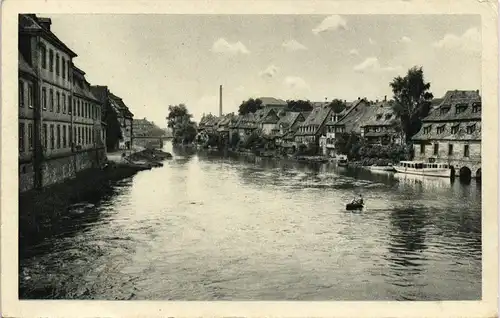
[20,24,78,58]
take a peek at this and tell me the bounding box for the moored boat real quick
[368,165,396,172]
[394,161,452,178]
[337,155,348,167]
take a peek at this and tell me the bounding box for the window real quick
[40,46,47,69]
[19,81,24,107]
[433,143,439,155]
[62,93,66,113]
[50,124,54,149]
[464,144,470,157]
[73,99,76,115]
[437,125,445,134]
[73,127,76,143]
[56,54,60,76]
[28,123,33,150]
[42,88,47,110]
[78,100,81,117]
[19,123,25,152]
[376,114,382,120]
[56,92,60,113]
[62,57,66,79]
[440,106,450,115]
[49,49,54,72]
[78,127,81,144]
[49,89,54,111]
[451,125,459,134]
[57,125,61,149]
[420,144,425,154]
[472,103,481,113]
[28,83,33,108]
[68,96,72,114]
[455,104,468,114]
[466,124,476,134]
[67,61,71,82]
[63,125,67,148]
[385,114,392,120]
[448,144,453,156]
[423,126,431,134]
[43,124,48,149]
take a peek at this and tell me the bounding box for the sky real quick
[46,14,481,125]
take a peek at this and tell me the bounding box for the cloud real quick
[401,36,412,43]
[353,57,400,73]
[282,39,308,51]
[312,15,347,34]
[433,27,480,52]
[259,65,279,78]
[211,38,250,55]
[349,49,360,56]
[283,76,310,91]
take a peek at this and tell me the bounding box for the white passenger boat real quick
[393,161,452,178]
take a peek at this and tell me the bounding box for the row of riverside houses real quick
[196,90,481,176]
[198,96,402,155]
[19,14,134,192]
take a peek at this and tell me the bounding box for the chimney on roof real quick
[376,99,379,103]
[358,97,360,100]
[219,85,223,117]
[38,17,52,31]
[384,95,387,101]
[476,89,480,95]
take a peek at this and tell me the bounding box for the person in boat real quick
[351,194,364,205]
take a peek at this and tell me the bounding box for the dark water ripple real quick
[19,144,482,300]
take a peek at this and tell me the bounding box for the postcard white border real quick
[1,0,498,317]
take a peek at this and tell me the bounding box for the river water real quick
[19,142,482,301]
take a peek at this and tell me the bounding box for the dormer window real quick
[423,125,432,134]
[385,114,392,120]
[451,124,459,134]
[436,125,445,134]
[440,106,450,115]
[376,114,383,120]
[455,103,468,114]
[466,124,476,134]
[472,103,481,113]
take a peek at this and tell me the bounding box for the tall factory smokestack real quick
[219,85,223,117]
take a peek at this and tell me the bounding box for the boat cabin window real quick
[416,163,423,169]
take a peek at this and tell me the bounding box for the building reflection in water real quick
[383,206,429,300]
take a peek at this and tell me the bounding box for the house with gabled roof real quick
[294,104,334,153]
[322,98,369,156]
[272,112,306,151]
[232,113,258,140]
[412,89,481,179]
[253,107,281,135]
[360,100,401,145]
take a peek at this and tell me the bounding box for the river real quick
[19,142,482,301]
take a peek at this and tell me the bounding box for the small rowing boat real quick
[346,202,364,210]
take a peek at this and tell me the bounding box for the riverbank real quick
[19,149,173,243]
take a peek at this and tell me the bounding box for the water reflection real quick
[19,143,482,300]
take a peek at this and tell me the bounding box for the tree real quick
[390,66,433,143]
[238,98,263,115]
[166,104,192,129]
[286,100,313,112]
[335,132,363,160]
[166,104,197,144]
[329,99,347,113]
